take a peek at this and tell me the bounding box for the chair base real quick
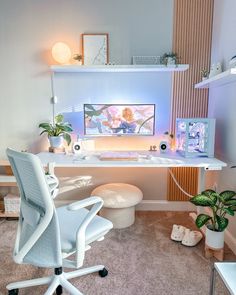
[7,265,106,295]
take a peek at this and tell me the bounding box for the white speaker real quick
[72,141,82,154]
[159,141,169,153]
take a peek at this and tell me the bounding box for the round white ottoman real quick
[91,183,143,229]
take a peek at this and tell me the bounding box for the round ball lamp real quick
[51,42,72,64]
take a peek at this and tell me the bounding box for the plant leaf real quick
[63,133,71,146]
[196,214,212,228]
[223,207,235,216]
[190,195,214,207]
[39,123,51,129]
[224,199,236,206]
[55,114,64,124]
[202,189,216,197]
[229,205,236,211]
[219,190,236,201]
[216,215,228,231]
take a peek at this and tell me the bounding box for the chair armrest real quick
[67,196,104,268]
[45,174,59,199]
[67,196,103,211]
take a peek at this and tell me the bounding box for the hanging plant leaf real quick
[229,205,236,211]
[216,215,228,231]
[219,190,236,201]
[190,195,215,207]
[195,214,212,228]
[223,208,235,216]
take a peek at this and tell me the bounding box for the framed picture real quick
[82,33,109,65]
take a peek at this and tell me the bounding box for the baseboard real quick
[136,200,195,211]
[55,199,195,211]
[225,229,236,255]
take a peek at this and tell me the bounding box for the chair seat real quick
[57,206,113,253]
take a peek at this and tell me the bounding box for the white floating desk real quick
[37,151,226,214]
[37,151,226,170]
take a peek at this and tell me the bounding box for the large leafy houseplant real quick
[39,114,73,146]
[190,189,236,232]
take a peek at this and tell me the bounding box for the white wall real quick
[0,0,174,200]
[207,0,236,245]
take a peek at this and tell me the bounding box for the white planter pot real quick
[49,136,64,148]
[205,227,224,249]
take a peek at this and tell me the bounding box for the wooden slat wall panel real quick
[167,168,199,201]
[168,0,214,201]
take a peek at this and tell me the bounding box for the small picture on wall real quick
[82,33,109,65]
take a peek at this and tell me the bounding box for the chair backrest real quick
[6,148,62,268]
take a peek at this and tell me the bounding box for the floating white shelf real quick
[195,68,236,89]
[50,64,189,73]
[0,175,17,187]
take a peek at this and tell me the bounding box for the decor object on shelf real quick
[161,52,179,66]
[190,189,236,259]
[195,68,236,89]
[51,42,72,64]
[229,55,236,68]
[209,63,222,79]
[82,33,109,65]
[73,53,83,65]
[132,56,161,65]
[216,62,222,75]
[176,118,215,157]
[39,114,73,149]
[91,183,143,229]
[201,69,209,81]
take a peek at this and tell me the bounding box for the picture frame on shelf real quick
[82,33,109,65]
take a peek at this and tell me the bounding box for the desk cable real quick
[168,168,194,198]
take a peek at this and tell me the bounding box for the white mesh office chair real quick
[6,148,113,295]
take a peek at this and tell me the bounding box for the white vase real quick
[205,227,224,249]
[49,136,64,148]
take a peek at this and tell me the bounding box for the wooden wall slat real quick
[168,0,214,201]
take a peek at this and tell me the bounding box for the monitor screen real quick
[84,104,155,136]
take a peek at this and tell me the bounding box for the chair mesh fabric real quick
[7,151,62,268]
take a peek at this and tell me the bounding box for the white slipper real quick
[181,229,203,246]
[171,224,187,242]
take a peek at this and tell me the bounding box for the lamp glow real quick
[51,42,71,64]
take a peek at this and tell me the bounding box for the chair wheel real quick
[56,285,63,295]
[99,267,108,277]
[8,290,19,295]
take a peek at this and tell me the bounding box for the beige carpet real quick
[0,212,235,295]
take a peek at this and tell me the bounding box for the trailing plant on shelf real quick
[39,114,73,147]
[190,189,236,232]
[73,54,83,64]
[161,52,179,66]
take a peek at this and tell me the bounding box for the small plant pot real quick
[49,136,64,148]
[205,227,224,249]
[167,57,176,66]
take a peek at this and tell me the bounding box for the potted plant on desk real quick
[190,189,236,249]
[39,114,73,149]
